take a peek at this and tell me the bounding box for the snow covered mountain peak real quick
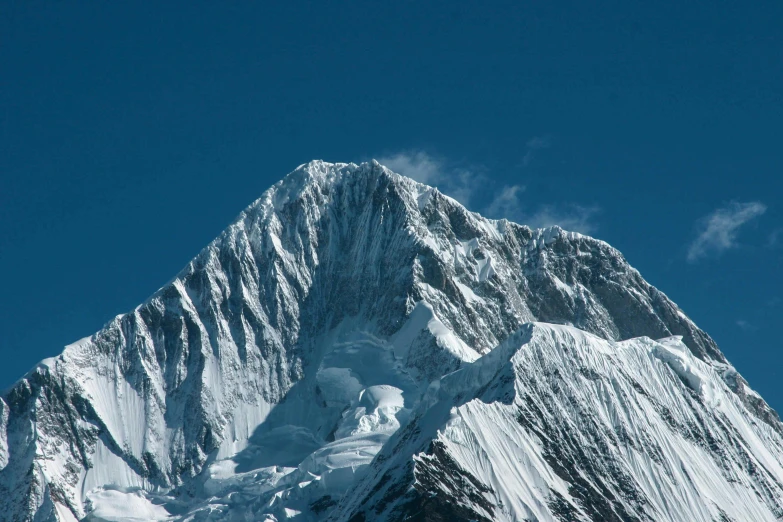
[1,160,781,521]
[244,159,423,215]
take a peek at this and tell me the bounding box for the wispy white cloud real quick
[687,201,767,262]
[377,151,486,207]
[377,150,441,185]
[483,184,600,234]
[768,228,783,248]
[736,319,758,332]
[523,204,601,234]
[379,149,600,235]
[484,185,526,220]
[522,135,551,167]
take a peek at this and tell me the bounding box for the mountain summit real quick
[2,160,781,521]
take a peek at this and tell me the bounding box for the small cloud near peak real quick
[377,150,486,208]
[379,149,600,235]
[736,319,759,332]
[768,228,783,248]
[483,185,600,234]
[485,185,526,220]
[687,201,767,263]
[522,135,552,167]
[377,150,442,185]
[523,204,601,235]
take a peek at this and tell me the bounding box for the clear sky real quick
[2,2,782,410]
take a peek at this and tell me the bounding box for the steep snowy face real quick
[0,160,778,521]
[0,400,7,470]
[333,323,783,522]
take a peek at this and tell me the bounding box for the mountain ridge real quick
[0,160,780,521]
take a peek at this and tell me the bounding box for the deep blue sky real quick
[2,2,782,409]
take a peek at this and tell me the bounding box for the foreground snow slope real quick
[332,323,783,522]
[0,160,779,521]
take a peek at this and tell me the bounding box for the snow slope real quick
[0,160,780,521]
[332,324,783,521]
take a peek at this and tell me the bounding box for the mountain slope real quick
[0,160,779,521]
[330,324,783,522]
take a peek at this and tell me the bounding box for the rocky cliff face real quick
[1,160,779,521]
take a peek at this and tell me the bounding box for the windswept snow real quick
[334,323,783,522]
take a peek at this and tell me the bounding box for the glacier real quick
[0,160,780,521]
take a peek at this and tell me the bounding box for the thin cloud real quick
[768,228,783,248]
[687,201,767,262]
[378,150,486,207]
[523,204,601,234]
[483,184,600,234]
[736,320,758,332]
[522,135,551,167]
[485,185,526,220]
[380,149,600,235]
[377,150,441,185]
